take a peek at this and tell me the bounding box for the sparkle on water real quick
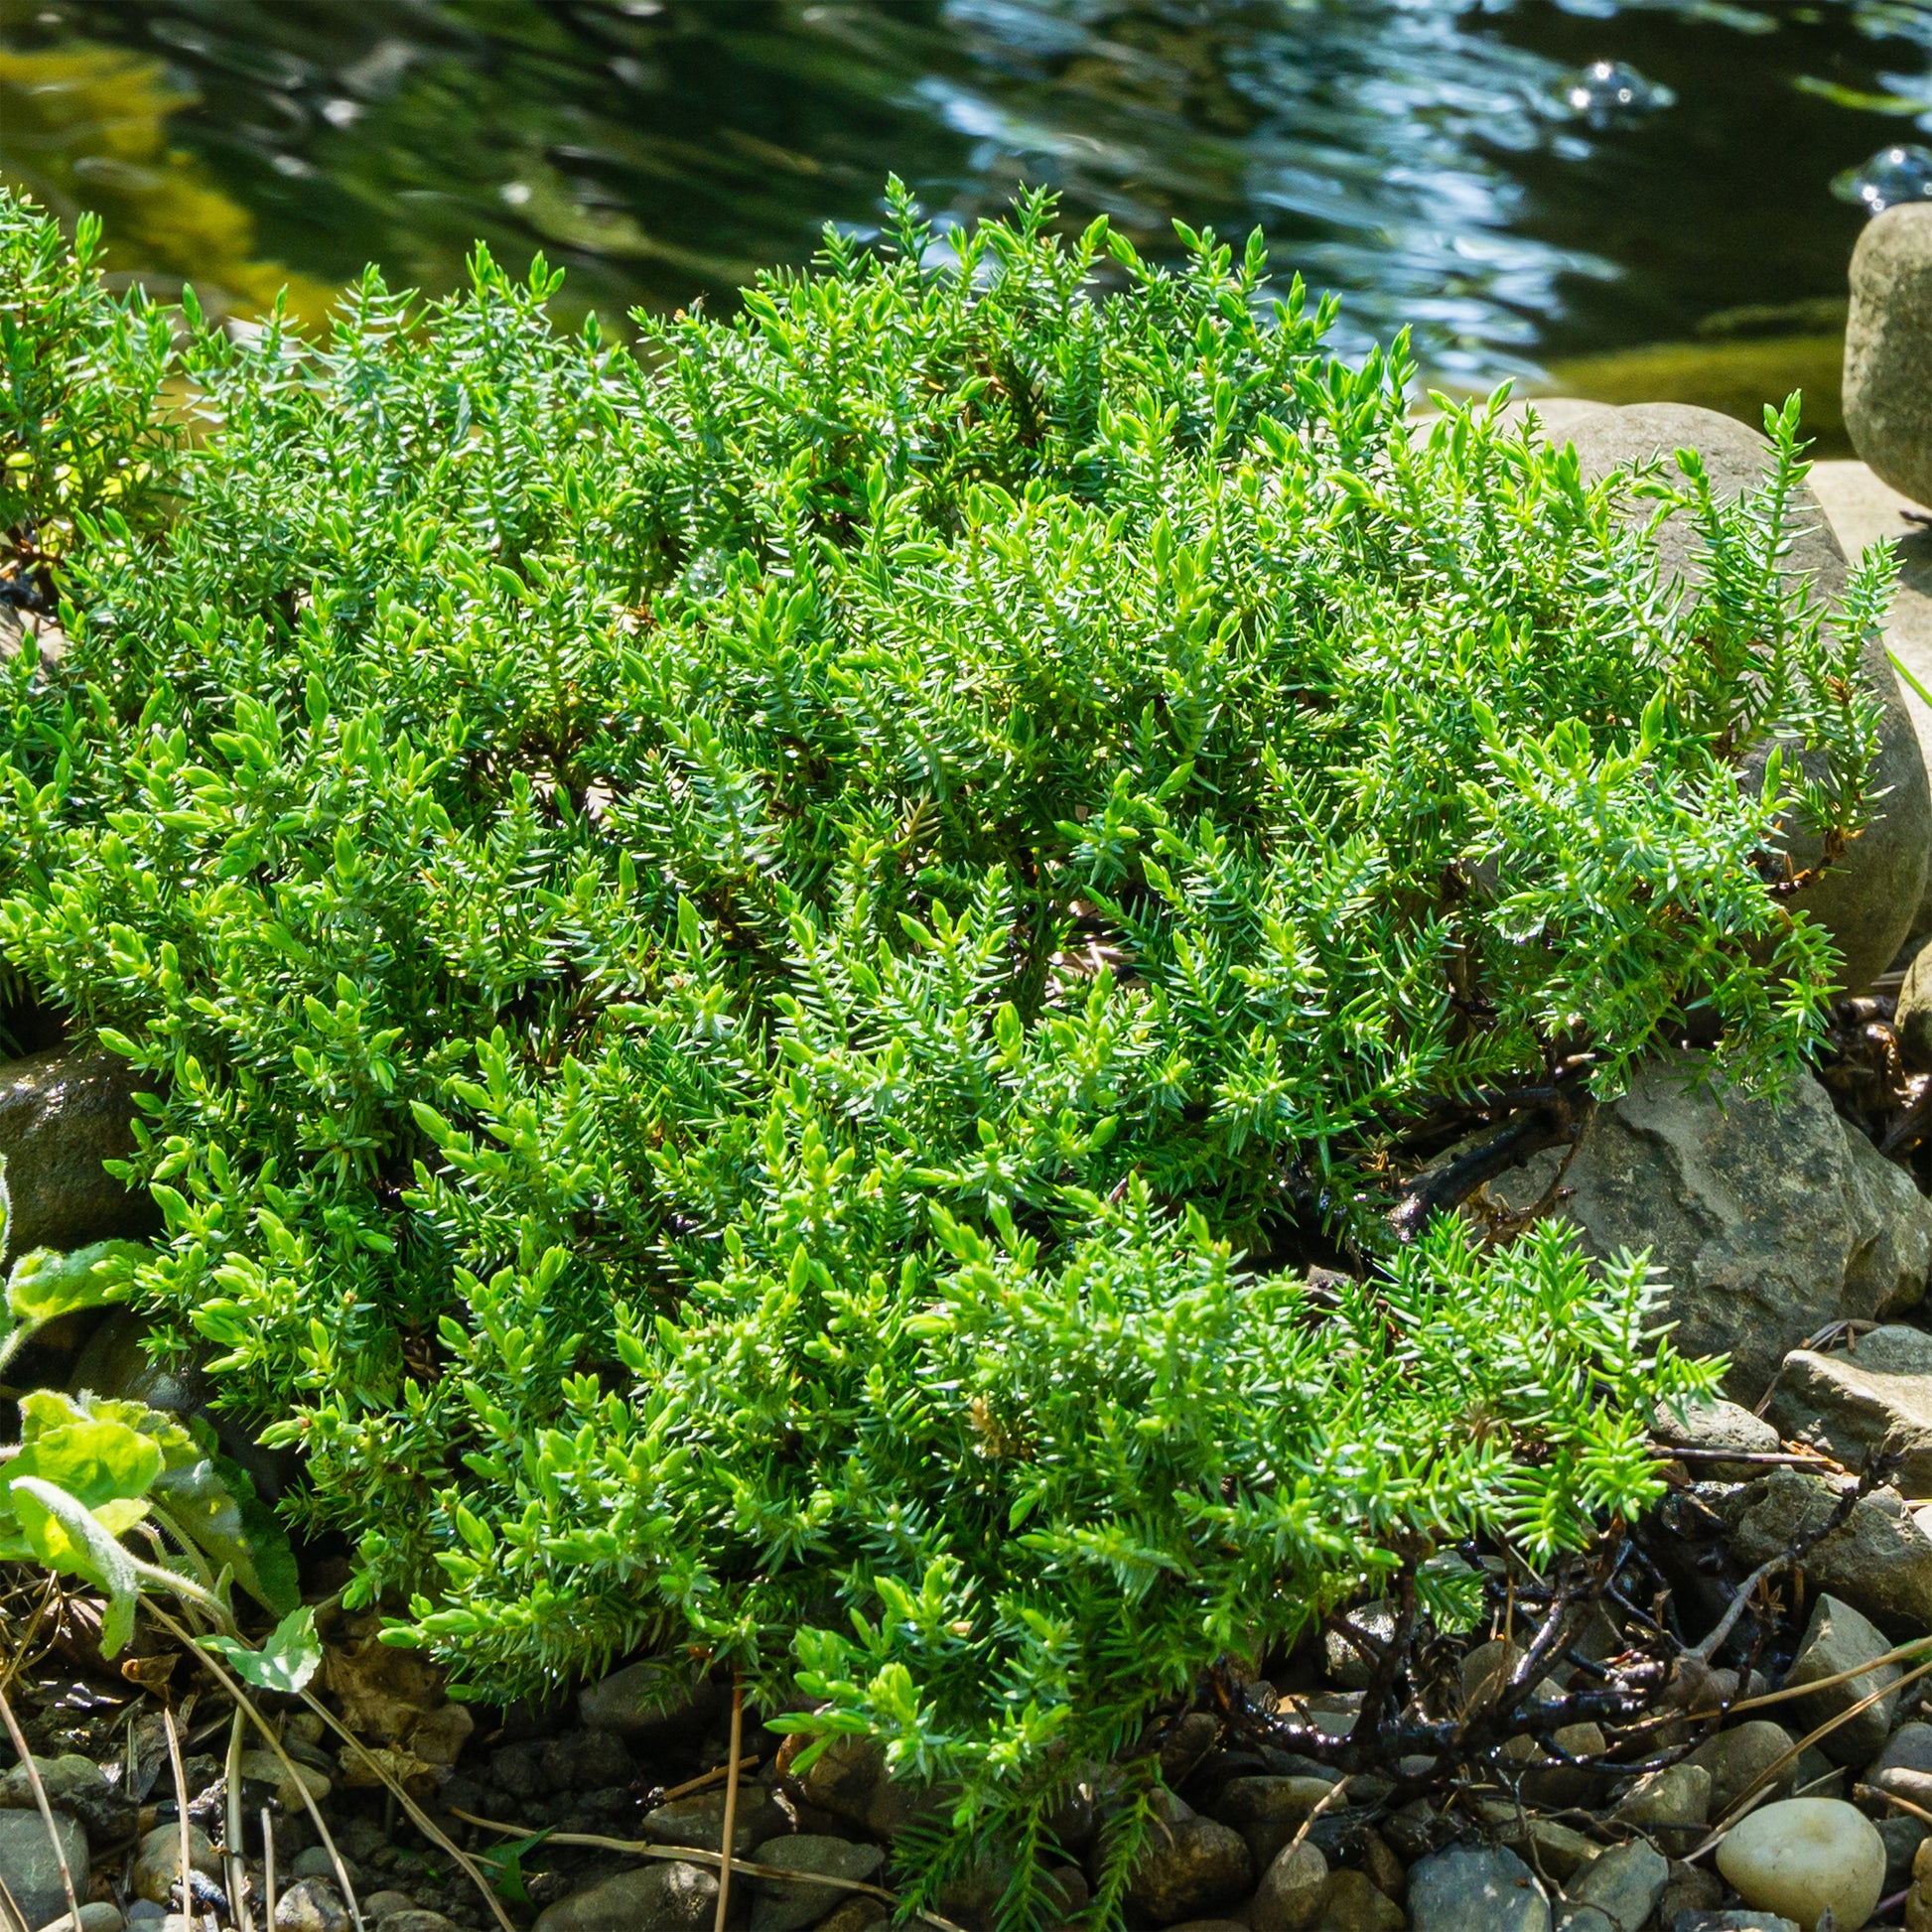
[4,0,1932,382]
[1836,142,1932,212]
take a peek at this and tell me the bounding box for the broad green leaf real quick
[203,1604,322,1695]
[154,1453,300,1617]
[13,1418,162,1515]
[5,1240,147,1326]
[9,1475,142,1655]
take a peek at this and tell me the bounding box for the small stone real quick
[749,1836,885,1932]
[1657,1858,1724,1924]
[1878,1811,1929,1890]
[125,1908,164,1926]
[533,1863,719,1932]
[1611,1762,1711,1850]
[1486,1812,1598,1883]
[360,1893,416,1921]
[131,1823,219,1908]
[31,1905,123,1932]
[1158,1713,1222,1789]
[774,1728,886,1828]
[1784,1593,1901,1765]
[1715,1797,1885,1931]
[1730,1470,1932,1630]
[1563,1841,1667,1932]
[641,1788,788,1857]
[1408,1844,1550,1932]
[578,1660,721,1744]
[1122,1803,1252,1928]
[1458,1639,1524,1711]
[290,1852,344,1884]
[1357,1830,1406,1902]
[1792,1745,1845,1800]
[1686,1723,1797,1815]
[0,1755,109,1813]
[1249,1839,1326,1932]
[1673,1912,1801,1931]
[372,1915,460,1932]
[1652,1394,1782,1478]
[1210,1777,1338,1868]
[1767,1325,1932,1493]
[1899,941,1932,1067]
[812,1902,887,1932]
[1552,1911,1614,1932]
[239,1749,332,1811]
[273,1881,349,1932]
[1316,1868,1405,1931]
[1323,1604,1396,1691]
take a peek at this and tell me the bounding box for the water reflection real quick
[5,0,1932,380]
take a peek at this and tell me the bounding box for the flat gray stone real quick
[749,1837,884,1932]
[1685,1721,1796,1815]
[0,1809,90,1932]
[1652,1394,1781,1479]
[533,1863,718,1932]
[1409,1843,1550,1932]
[1767,1323,1932,1491]
[1783,1592,1900,1765]
[1563,1841,1667,1932]
[577,1660,719,1743]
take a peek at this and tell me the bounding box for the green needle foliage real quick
[0,181,1883,1920]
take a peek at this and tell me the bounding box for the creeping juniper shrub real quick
[0,182,1887,1919]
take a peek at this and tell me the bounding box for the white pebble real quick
[1715,1796,1885,1931]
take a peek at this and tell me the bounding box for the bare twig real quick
[0,1682,82,1932]
[713,1676,745,1932]
[450,1811,975,1932]
[660,1754,759,1805]
[226,1710,252,1932]
[145,1607,366,1932]
[263,1807,278,1932]
[163,1702,198,1924]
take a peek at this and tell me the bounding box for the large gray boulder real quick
[1556,402,1932,993]
[0,1047,154,1268]
[1491,1054,1932,1403]
[1846,204,1932,512]
[1765,1323,1932,1491]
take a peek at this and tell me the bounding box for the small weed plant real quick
[0,184,1886,1921]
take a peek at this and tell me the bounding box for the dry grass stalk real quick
[0,1679,83,1932]
[450,1809,974,1932]
[713,1677,745,1932]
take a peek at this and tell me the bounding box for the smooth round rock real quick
[272,1881,349,1932]
[1250,1839,1326,1932]
[1715,1796,1885,1931]
[130,1824,219,1908]
[1847,204,1932,511]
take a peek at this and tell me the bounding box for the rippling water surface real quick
[8,0,1932,382]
